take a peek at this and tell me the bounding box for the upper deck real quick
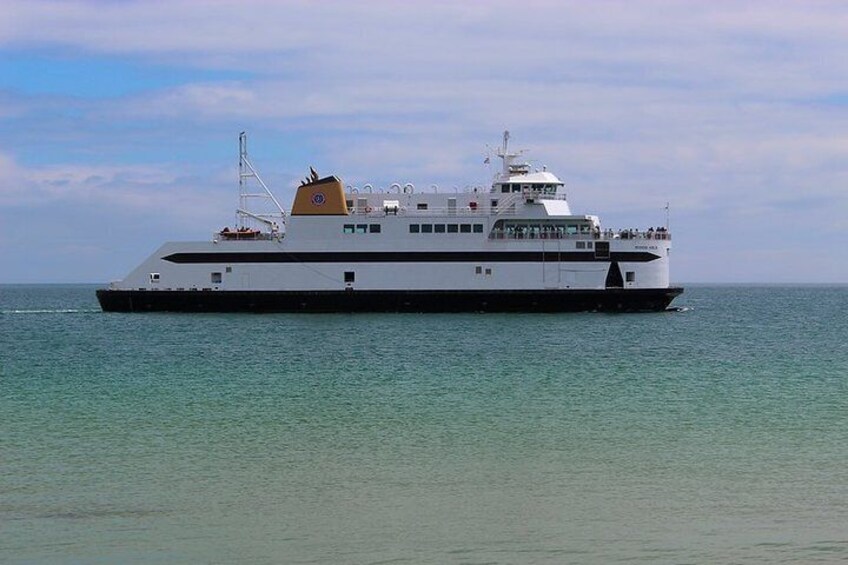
[219,131,672,245]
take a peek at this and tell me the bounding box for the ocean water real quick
[1,284,847,564]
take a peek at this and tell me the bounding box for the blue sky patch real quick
[0,51,252,98]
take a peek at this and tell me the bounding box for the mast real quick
[237,132,286,232]
[665,201,670,232]
[495,130,527,180]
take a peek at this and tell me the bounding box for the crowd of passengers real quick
[614,227,669,239]
[492,226,669,239]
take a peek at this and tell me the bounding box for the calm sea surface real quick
[2,285,847,564]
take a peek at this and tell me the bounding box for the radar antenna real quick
[238,131,286,232]
[496,130,528,178]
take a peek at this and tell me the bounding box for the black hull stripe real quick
[163,251,661,264]
[97,287,684,313]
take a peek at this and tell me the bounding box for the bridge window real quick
[447,224,458,233]
[421,224,433,233]
[460,224,472,233]
[409,224,420,233]
[434,224,446,233]
[473,224,483,233]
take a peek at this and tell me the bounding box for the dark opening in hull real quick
[97,287,684,313]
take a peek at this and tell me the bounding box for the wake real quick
[0,308,101,315]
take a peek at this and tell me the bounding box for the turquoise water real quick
[2,285,847,564]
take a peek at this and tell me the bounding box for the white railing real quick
[348,205,515,217]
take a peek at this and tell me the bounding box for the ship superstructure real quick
[97,132,682,312]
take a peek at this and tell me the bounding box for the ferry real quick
[96,132,683,312]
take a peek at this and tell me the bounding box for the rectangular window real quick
[586,241,593,249]
[225,266,232,273]
[485,268,492,275]
[576,241,586,249]
[211,272,222,284]
[626,271,636,283]
[421,224,433,233]
[149,273,160,283]
[491,199,498,208]
[344,271,355,283]
[447,224,459,233]
[409,224,420,233]
[473,224,483,233]
[434,224,446,233]
[501,186,509,193]
[595,241,610,259]
[475,266,482,274]
[417,203,428,210]
[343,224,355,234]
[356,224,367,234]
[460,224,472,233]
[346,199,354,209]
[369,224,381,233]
[512,184,521,192]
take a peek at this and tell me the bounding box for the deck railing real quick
[213,230,280,241]
[349,205,516,217]
[489,229,671,241]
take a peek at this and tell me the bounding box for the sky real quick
[1,0,847,284]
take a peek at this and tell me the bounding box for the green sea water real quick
[2,285,847,564]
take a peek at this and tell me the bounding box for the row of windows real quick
[343,223,485,234]
[499,183,559,194]
[343,224,382,234]
[410,223,484,234]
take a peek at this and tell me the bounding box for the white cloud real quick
[2,1,848,282]
[0,151,232,222]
